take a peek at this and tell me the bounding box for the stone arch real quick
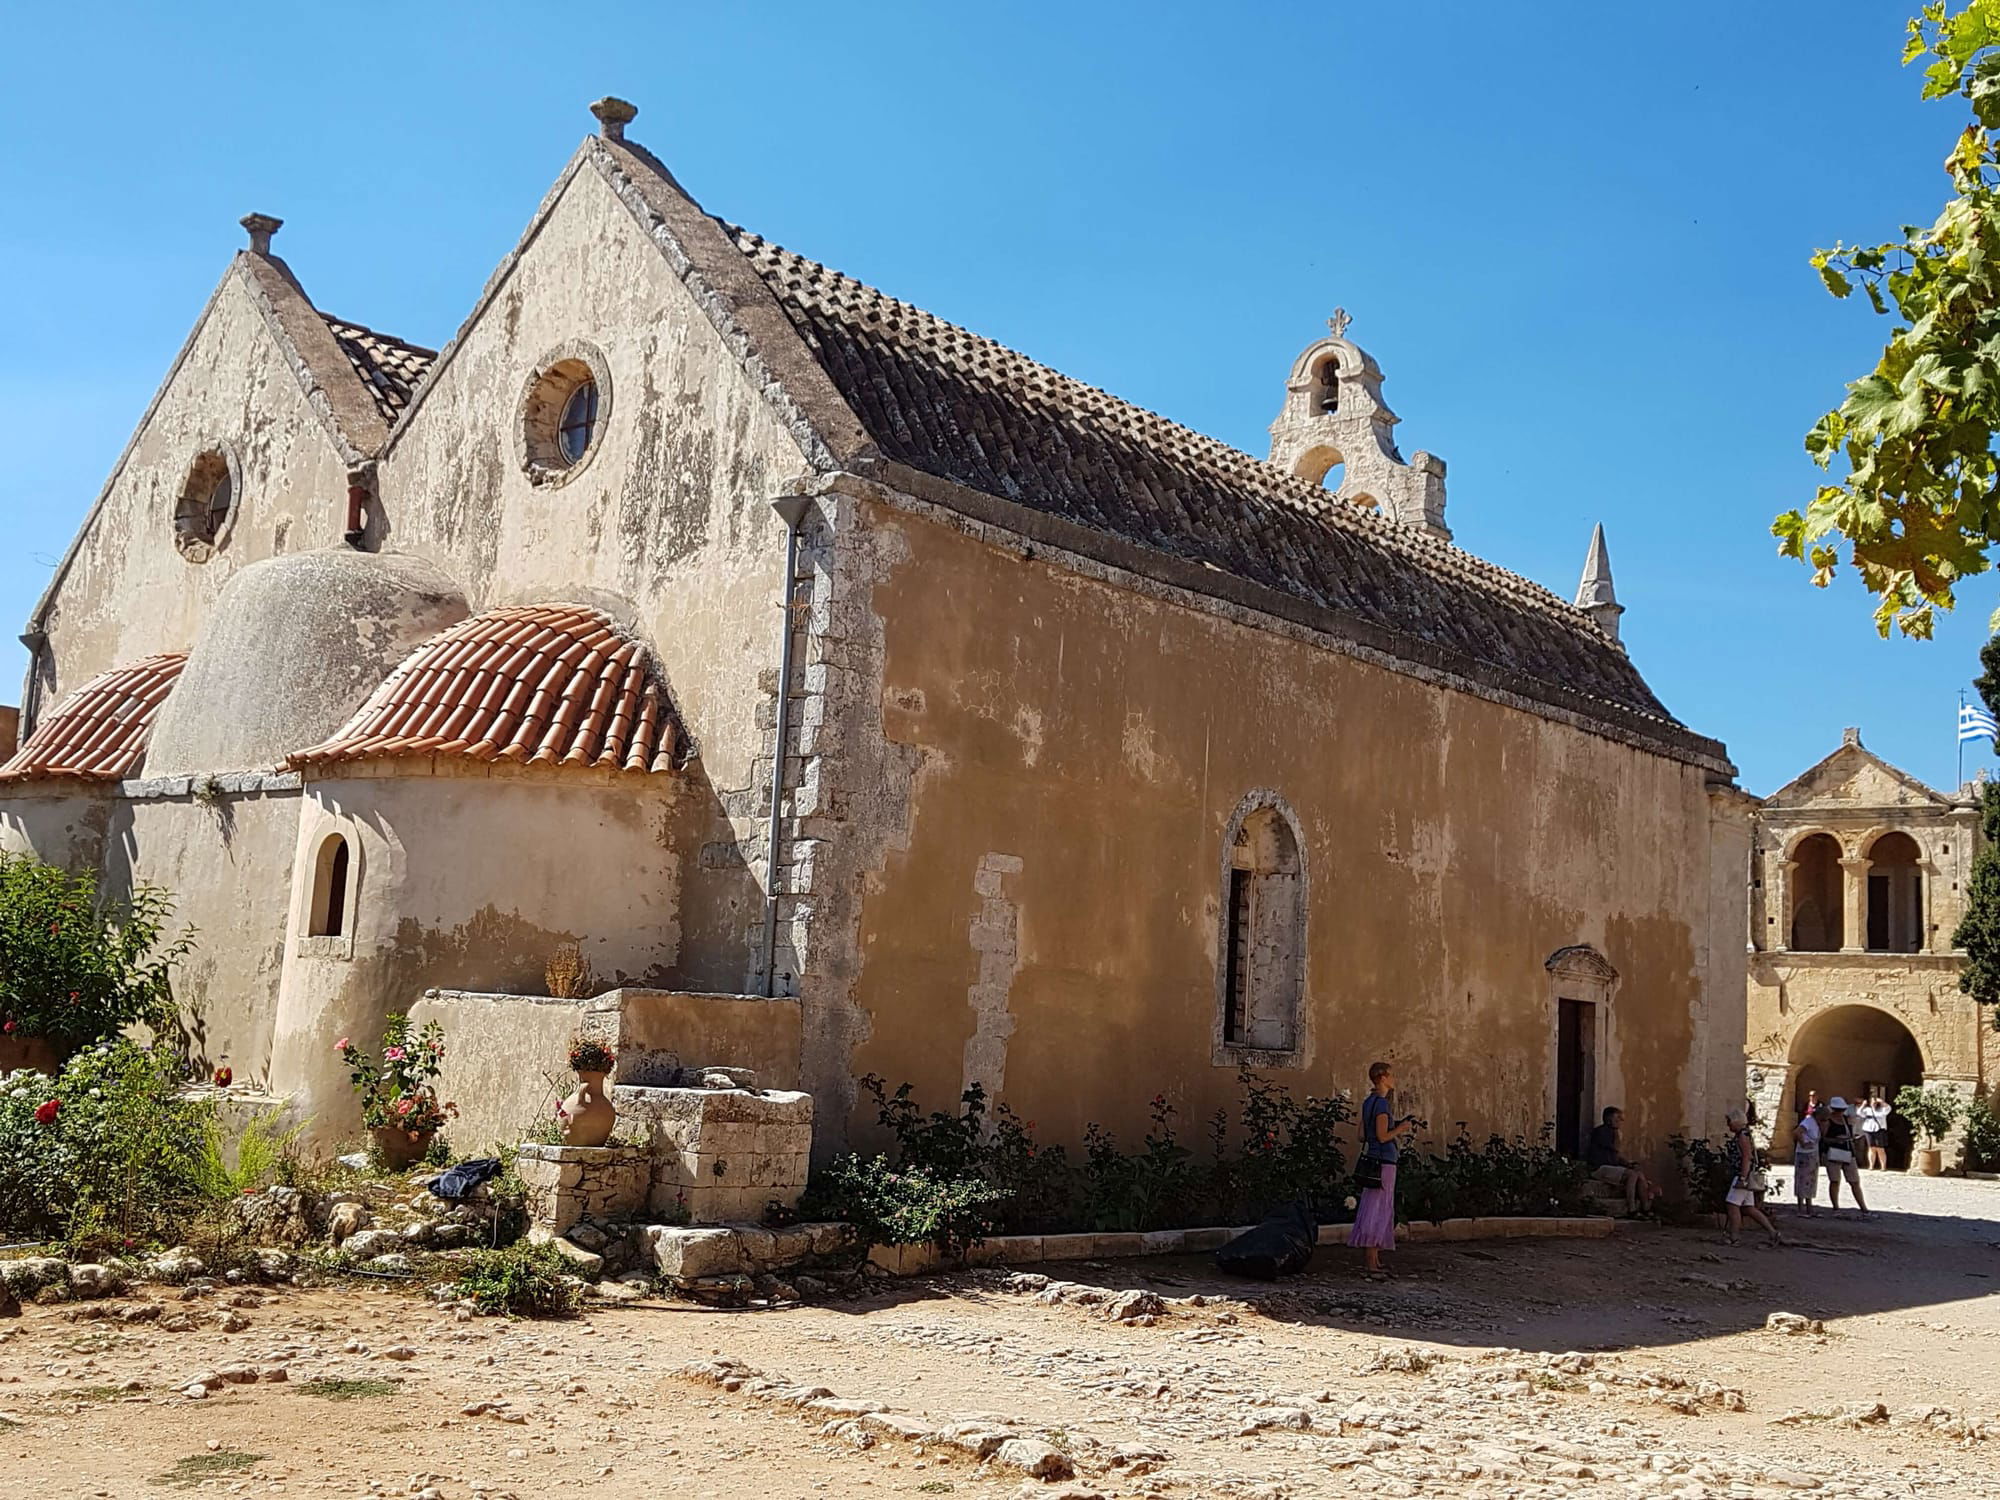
[1787,831,1844,952]
[1783,1003,1926,1166]
[1289,441,1345,488]
[1213,790,1309,1065]
[1862,830,1924,953]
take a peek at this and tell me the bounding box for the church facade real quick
[1,101,1749,1166]
[1746,732,1990,1165]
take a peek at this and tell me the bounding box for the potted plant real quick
[338,1015,457,1168]
[1895,1083,1964,1176]
[558,1035,618,1147]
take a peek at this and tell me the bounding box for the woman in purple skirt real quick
[1349,1059,1417,1274]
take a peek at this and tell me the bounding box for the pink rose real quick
[383,1046,407,1062]
[334,1037,350,1053]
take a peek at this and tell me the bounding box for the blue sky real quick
[0,2,1991,795]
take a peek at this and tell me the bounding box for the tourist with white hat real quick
[1821,1097,1872,1218]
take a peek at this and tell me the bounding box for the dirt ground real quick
[2,1172,1996,1500]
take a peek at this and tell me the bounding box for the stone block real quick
[733,1226,778,1268]
[1439,1218,1476,1241]
[804,1221,853,1257]
[1139,1230,1184,1256]
[1038,1232,1096,1262]
[646,1226,747,1280]
[1091,1232,1148,1259]
[867,1241,941,1276]
[1183,1226,1233,1252]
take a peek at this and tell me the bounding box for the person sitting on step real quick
[1586,1106,1662,1217]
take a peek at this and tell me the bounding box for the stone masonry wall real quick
[610,1085,812,1224]
[514,1143,649,1235]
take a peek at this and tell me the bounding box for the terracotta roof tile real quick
[727,227,1709,750]
[288,605,680,774]
[0,653,186,782]
[322,315,437,425]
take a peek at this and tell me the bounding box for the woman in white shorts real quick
[1724,1109,1784,1247]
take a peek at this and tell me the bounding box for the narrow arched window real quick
[1219,799,1305,1054]
[309,834,352,938]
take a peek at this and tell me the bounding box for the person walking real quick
[1822,1098,1873,1218]
[1856,1089,1891,1170]
[1792,1103,1822,1217]
[1724,1108,1784,1247]
[1348,1060,1419,1276]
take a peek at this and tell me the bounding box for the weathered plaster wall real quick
[376,162,814,989]
[803,499,1732,1169]
[267,766,686,1141]
[407,989,588,1152]
[0,786,113,870]
[27,269,354,709]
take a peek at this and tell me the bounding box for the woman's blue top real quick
[1362,1093,1398,1163]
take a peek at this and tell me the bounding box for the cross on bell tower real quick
[1326,307,1352,340]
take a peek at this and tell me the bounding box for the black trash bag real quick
[430,1157,504,1201]
[1214,1198,1318,1280]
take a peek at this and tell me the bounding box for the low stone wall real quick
[409,989,586,1151]
[613,1084,813,1223]
[515,1143,649,1235]
[582,988,802,1090]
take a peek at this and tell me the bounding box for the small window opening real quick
[1219,801,1304,1052]
[309,834,351,938]
[557,379,598,466]
[173,450,237,562]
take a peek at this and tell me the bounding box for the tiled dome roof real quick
[0,653,187,782]
[288,605,680,774]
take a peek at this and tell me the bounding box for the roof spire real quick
[239,213,282,256]
[591,96,638,141]
[1574,522,1623,645]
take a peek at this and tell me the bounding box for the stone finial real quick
[1842,726,1863,748]
[1327,306,1352,340]
[1574,523,1624,645]
[590,97,638,141]
[240,213,282,255]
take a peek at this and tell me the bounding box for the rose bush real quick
[337,1014,456,1134]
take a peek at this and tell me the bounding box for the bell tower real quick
[1267,310,1450,543]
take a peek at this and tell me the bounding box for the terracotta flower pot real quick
[1917,1146,1944,1178]
[372,1124,436,1170]
[559,1069,617,1147]
[0,1033,63,1075]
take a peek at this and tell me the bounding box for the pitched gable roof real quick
[729,226,1709,758]
[1761,738,1957,811]
[323,316,437,424]
[0,653,186,782]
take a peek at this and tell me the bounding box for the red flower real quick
[334,1037,350,1054]
[213,1066,233,1087]
[67,991,77,1001]
[33,1099,60,1125]
[1,1020,14,1034]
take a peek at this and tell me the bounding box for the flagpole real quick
[1960,690,1967,791]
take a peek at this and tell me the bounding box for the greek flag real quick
[1961,702,1999,744]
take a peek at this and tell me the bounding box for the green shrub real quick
[1668,1133,1734,1214]
[1896,1083,1965,1149]
[1081,1096,1196,1232]
[798,1154,1007,1256]
[0,853,192,1047]
[1206,1073,1353,1223]
[1962,1093,2000,1171]
[1393,1126,1590,1223]
[454,1242,583,1318]
[0,1040,217,1249]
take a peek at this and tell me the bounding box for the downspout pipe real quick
[761,493,815,997]
[17,627,47,739]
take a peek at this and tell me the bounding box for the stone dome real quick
[144,548,469,776]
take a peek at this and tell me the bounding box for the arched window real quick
[309,834,352,938]
[1865,831,1923,953]
[1789,833,1843,952]
[1218,797,1306,1055]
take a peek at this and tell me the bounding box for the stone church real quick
[0,99,1750,1165]
[1746,731,1990,1165]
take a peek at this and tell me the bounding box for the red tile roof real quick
[287,605,680,774]
[322,315,437,424]
[0,653,187,782]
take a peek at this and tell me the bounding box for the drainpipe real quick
[17,627,47,739]
[761,493,814,997]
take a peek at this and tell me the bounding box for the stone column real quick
[1776,859,1797,951]
[1840,856,1870,953]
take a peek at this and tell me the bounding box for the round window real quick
[558,379,598,466]
[517,346,612,486]
[173,449,239,563]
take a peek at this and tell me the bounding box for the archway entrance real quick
[1785,1004,1923,1168]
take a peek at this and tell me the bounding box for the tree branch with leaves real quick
[1777,2,2000,637]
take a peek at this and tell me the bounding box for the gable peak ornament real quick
[1326,307,1352,341]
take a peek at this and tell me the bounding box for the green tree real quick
[1775,3,2000,637]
